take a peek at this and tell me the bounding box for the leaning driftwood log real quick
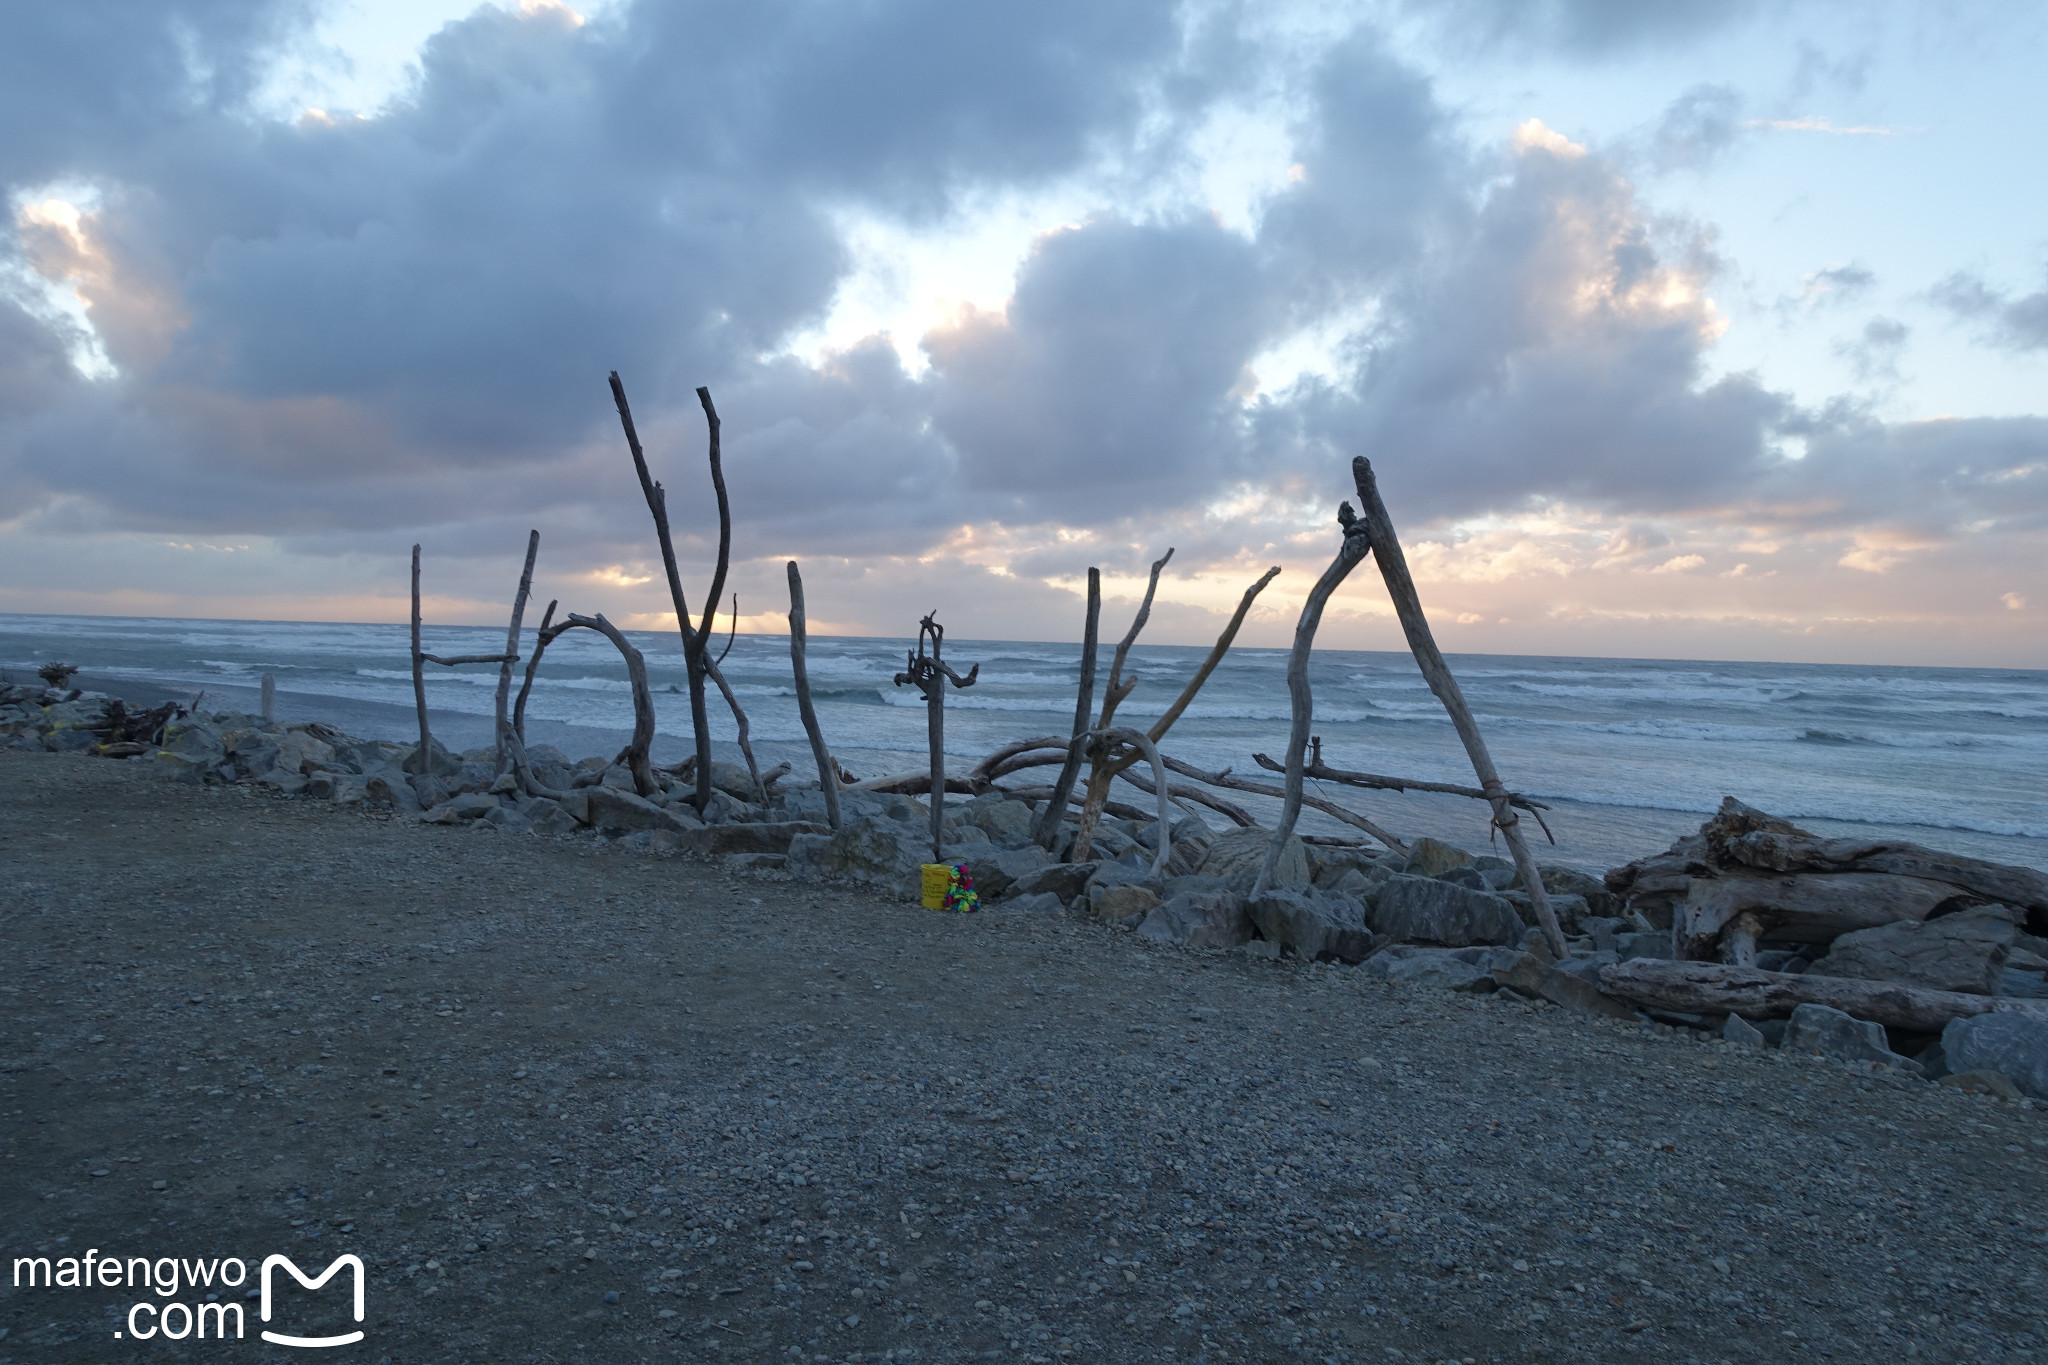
[786,561,840,829]
[1599,959,2048,1033]
[1351,457,1567,959]
[610,373,743,814]
[511,598,558,745]
[494,529,541,778]
[407,543,518,803]
[1254,740,1555,839]
[1253,505,1374,899]
[1161,755,1407,856]
[703,652,768,805]
[892,611,978,862]
[1032,569,1101,850]
[1066,725,1170,876]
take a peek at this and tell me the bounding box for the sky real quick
[1,0,2044,666]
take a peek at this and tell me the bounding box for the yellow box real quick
[920,863,953,909]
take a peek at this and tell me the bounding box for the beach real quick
[4,749,2044,1363]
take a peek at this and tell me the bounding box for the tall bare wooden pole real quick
[1351,456,1568,958]
[1033,568,1101,850]
[409,544,432,778]
[494,529,540,777]
[786,561,841,829]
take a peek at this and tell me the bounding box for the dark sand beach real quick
[4,749,2044,1364]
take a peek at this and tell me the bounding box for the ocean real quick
[4,611,2043,876]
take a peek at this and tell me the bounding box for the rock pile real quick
[10,684,2045,1103]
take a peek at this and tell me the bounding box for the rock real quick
[257,769,308,796]
[1401,837,1474,878]
[556,789,592,825]
[1536,966,1640,1020]
[529,805,582,837]
[1439,866,1491,892]
[1806,905,2014,996]
[1317,866,1375,901]
[1196,827,1310,889]
[155,721,226,783]
[1721,1014,1768,1047]
[1248,890,1373,964]
[1614,931,1672,963]
[304,771,370,804]
[1010,862,1101,906]
[1471,855,1517,890]
[1090,884,1163,924]
[1362,945,1507,992]
[965,799,1036,847]
[1783,1004,1924,1074]
[1534,865,1618,916]
[1005,892,1066,915]
[599,764,638,792]
[1239,938,1281,960]
[423,792,500,824]
[775,788,835,824]
[1369,876,1522,947]
[963,845,1048,898]
[399,737,464,778]
[584,788,697,837]
[1939,1013,2048,1100]
[1489,952,1550,998]
[273,729,335,775]
[482,804,531,832]
[364,768,422,814]
[1134,891,1252,950]
[725,852,788,873]
[680,821,830,858]
[1938,1069,2022,1100]
[707,761,763,802]
[787,817,927,897]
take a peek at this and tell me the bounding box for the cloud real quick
[1833,315,1907,384]
[1647,83,1745,173]
[1746,116,1908,136]
[1931,269,2048,353]
[1407,0,1761,55]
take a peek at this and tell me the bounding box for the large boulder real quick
[1010,861,1102,906]
[1401,837,1474,878]
[584,788,699,837]
[1782,1003,1923,1074]
[681,821,830,858]
[272,728,336,775]
[155,720,226,783]
[1941,1013,2048,1100]
[1806,905,2014,995]
[1369,875,1522,947]
[1248,889,1373,963]
[1135,890,1253,950]
[1090,884,1163,924]
[962,844,1050,898]
[1362,945,1511,992]
[964,799,1036,847]
[785,817,927,896]
[1196,827,1310,888]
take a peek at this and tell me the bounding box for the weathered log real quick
[1673,871,1979,961]
[1599,958,2048,1033]
[702,652,767,805]
[786,561,840,829]
[1111,764,1255,827]
[1068,726,1170,876]
[495,529,541,777]
[1351,457,1566,959]
[559,612,659,797]
[512,599,558,744]
[1161,755,1406,855]
[418,652,518,667]
[1253,746,1553,824]
[1000,786,1157,825]
[408,544,433,783]
[1253,510,1373,900]
[1033,570,1101,850]
[973,736,1069,785]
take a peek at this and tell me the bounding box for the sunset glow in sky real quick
[2,0,2044,664]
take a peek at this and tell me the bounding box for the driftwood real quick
[702,652,768,805]
[1162,755,1407,856]
[512,598,558,744]
[1033,569,1101,850]
[1064,561,1283,861]
[1254,508,1373,899]
[546,612,658,797]
[1253,741,1555,836]
[1071,553,1171,860]
[407,544,434,787]
[419,653,518,667]
[494,529,541,778]
[1599,959,2048,1034]
[610,373,741,814]
[1001,786,1158,825]
[1111,763,1256,827]
[1068,726,1170,876]
[892,612,978,862]
[785,561,840,829]
[1674,872,1977,962]
[1350,458,1566,959]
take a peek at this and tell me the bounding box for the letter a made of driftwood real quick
[1349,457,1568,960]
[893,611,978,863]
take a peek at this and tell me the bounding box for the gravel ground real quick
[4,749,2046,1365]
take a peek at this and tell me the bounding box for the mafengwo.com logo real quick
[11,1250,366,1347]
